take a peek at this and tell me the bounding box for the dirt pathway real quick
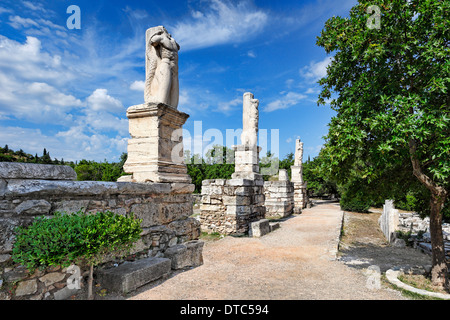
[129,201,413,300]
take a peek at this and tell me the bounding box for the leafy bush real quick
[340,193,371,213]
[338,178,371,213]
[12,211,142,271]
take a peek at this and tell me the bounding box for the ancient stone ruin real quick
[199,92,266,235]
[0,26,203,300]
[291,139,308,213]
[379,199,450,259]
[379,199,399,243]
[264,169,294,218]
[119,25,190,184]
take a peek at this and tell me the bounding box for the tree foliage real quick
[316,0,449,287]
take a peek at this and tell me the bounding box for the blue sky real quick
[0,0,357,162]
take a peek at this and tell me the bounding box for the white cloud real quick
[217,97,241,114]
[0,11,141,162]
[22,1,47,13]
[247,50,256,58]
[179,89,190,107]
[0,36,71,84]
[86,89,124,112]
[130,80,145,91]
[300,56,333,82]
[170,0,268,51]
[8,15,39,29]
[0,126,127,162]
[265,92,307,112]
[27,82,82,108]
[305,87,319,94]
[0,7,13,14]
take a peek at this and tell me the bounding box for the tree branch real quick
[408,138,447,198]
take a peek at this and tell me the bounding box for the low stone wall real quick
[199,178,265,235]
[263,180,294,218]
[0,162,201,300]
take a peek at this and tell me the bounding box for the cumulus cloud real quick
[217,97,241,114]
[265,92,307,112]
[300,56,333,82]
[170,0,268,51]
[0,36,71,84]
[86,89,124,112]
[129,80,145,91]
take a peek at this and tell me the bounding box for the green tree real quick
[303,153,338,198]
[279,152,294,179]
[317,0,449,288]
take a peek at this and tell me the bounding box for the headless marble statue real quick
[144,26,180,108]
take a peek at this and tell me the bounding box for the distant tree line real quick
[0,145,128,182]
[1,144,337,198]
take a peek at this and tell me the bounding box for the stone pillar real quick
[232,92,262,180]
[379,199,399,243]
[199,92,266,235]
[119,102,191,183]
[291,138,307,213]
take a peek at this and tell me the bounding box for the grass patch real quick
[381,274,446,300]
[398,274,449,295]
[200,232,223,242]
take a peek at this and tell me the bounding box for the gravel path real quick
[129,201,409,300]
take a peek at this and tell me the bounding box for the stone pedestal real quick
[119,102,191,183]
[264,180,294,218]
[231,145,262,180]
[291,165,307,213]
[199,178,265,235]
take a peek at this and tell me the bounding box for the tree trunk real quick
[408,139,448,289]
[429,192,449,290]
[88,264,94,300]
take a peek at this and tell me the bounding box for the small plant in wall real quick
[11,210,142,299]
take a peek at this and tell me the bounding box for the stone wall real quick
[199,178,265,235]
[0,162,201,300]
[263,180,294,218]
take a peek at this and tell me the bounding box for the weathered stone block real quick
[0,162,77,181]
[96,257,171,293]
[15,200,51,215]
[131,202,159,227]
[248,219,271,237]
[39,272,66,287]
[15,279,38,297]
[226,205,251,215]
[52,200,90,214]
[54,286,80,300]
[164,240,204,269]
[226,179,254,187]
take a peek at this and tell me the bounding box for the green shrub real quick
[12,211,142,271]
[340,192,371,213]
